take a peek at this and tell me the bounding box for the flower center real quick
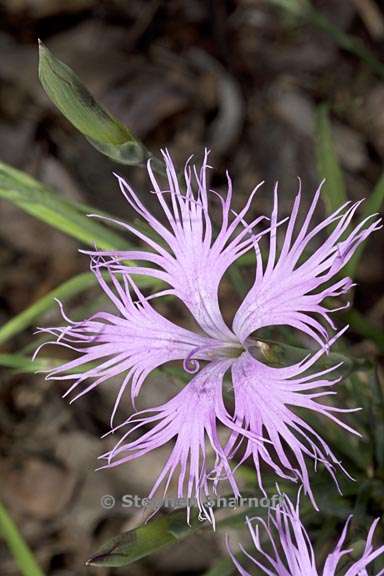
[183,341,244,374]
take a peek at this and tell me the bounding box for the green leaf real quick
[0,271,159,347]
[87,495,274,568]
[0,161,128,250]
[0,353,98,376]
[0,353,57,373]
[86,509,202,568]
[38,41,164,172]
[0,500,45,576]
[0,272,97,346]
[315,104,347,213]
[346,172,384,276]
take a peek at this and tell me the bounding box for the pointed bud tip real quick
[85,553,112,567]
[38,39,49,65]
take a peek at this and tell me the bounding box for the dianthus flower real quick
[228,492,384,575]
[36,151,381,518]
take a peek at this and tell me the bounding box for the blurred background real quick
[0,1,384,575]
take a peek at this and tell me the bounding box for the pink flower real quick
[228,492,384,575]
[36,151,381,511]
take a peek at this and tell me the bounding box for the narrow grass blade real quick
[308,6,384,80]
[0,272,96,346]
[346,172,384,276]
[0,353,56,372]
[0,271,160,347]
[38,41,163,173]
[315,104,347,213]
[0,500,45,576]
[0,354,97,376]
[0,162,128,250]
[269,0,384,79]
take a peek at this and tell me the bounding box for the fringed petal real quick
[86,150,269,340]
[233,181,382,345]
[229,492,384,576]
[223,330,359,506]
[100,360,240,525]
[36,264,226,426]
